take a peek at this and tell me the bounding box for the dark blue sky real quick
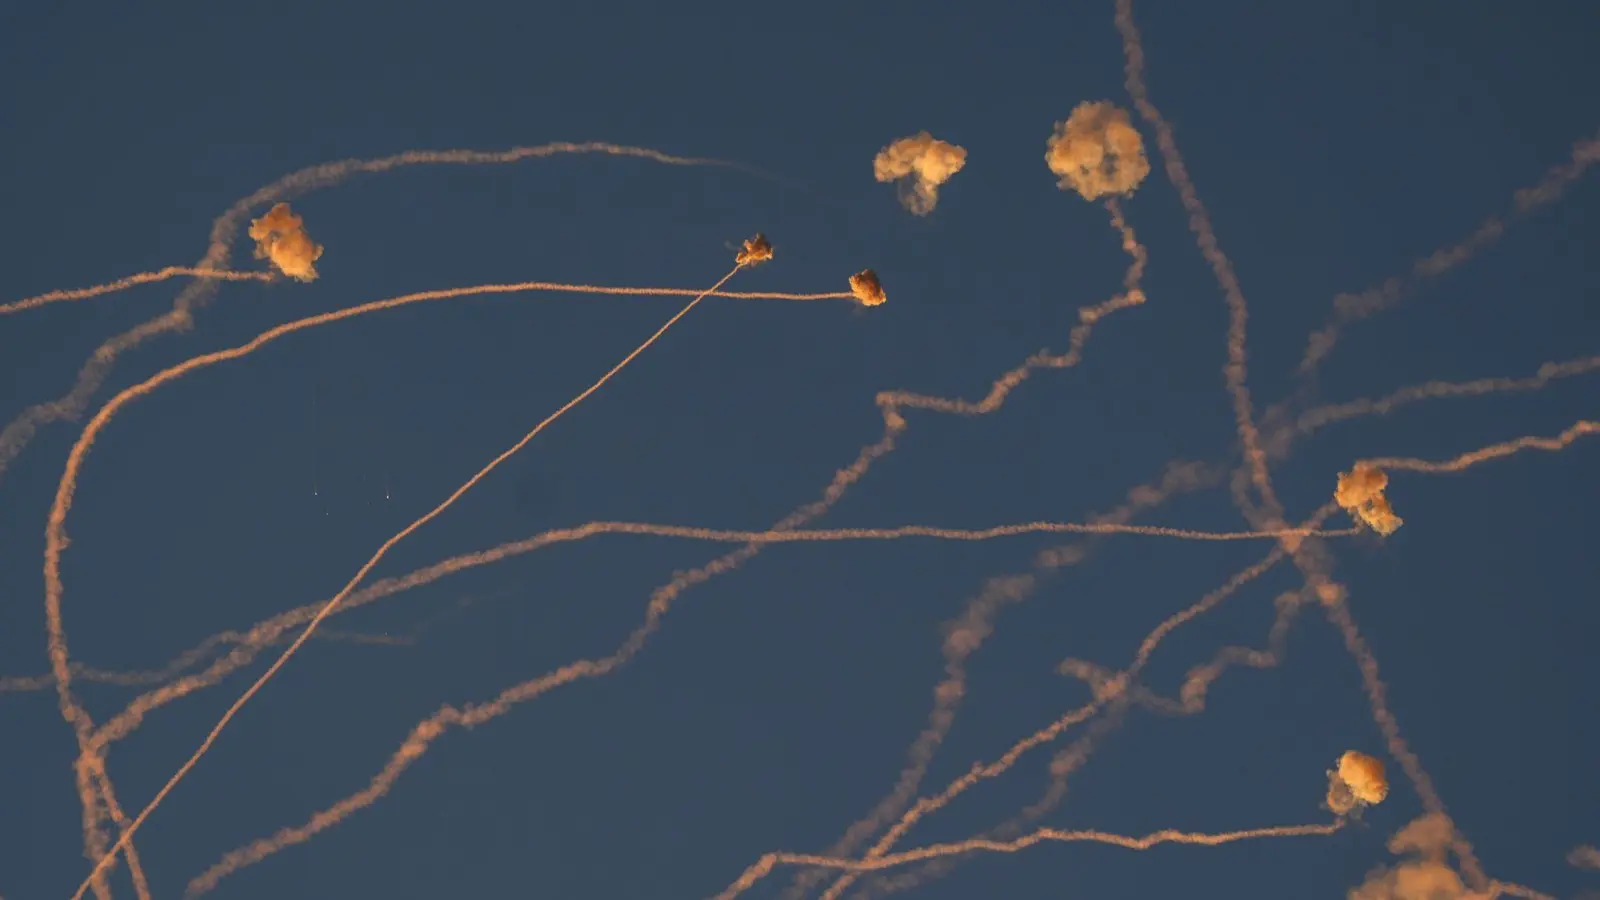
[3,2,1597,898]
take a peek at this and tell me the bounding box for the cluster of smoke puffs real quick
[872,100,1151,215]
[244,100,1158,316]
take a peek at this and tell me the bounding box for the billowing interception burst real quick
[247,202,324,282]
[1325,750,1389,816]
[849,269,886,307]
[736,233,774,267]
[1045,101,1151,201]
[873,132,968,216]
[1334,464,1404,535]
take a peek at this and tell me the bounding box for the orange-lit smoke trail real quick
[0,628,417,694]
[1299,129,1600,377]
[1,661,213,695]
[851,716,1124,900]
[0,268,275,316]
[57,756,147,900]
[874,223,1146,423]
[716,821,1340,899]
[68,265,745,900]
[80,509,1341,745]
[0,141,751,489]
[1131,587,1306,719]
[3,667,170,694]
[781,462,1218,900]
[808,521,1312,900]
[77,768,152,900]
[1363,419,1598,475]
[184,229,1153,897]
[1104,197,1147,308]
[1493,884,1558,900]
[1114,0,1279,522]
[1283,355,1600,452]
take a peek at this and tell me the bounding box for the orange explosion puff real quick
[1334,464,1404,535]
[849,269,886,307]
[873,132,968,216]
[736,233,774,267]
[247,202,324,282]
[1045,101,1151,201]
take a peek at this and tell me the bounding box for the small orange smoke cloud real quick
[1334,464,1404,535]
[1326,750,1389,815]
[1045,101,1151,201]
[873,132,968,216]
[247,203,323,282]
[849,269,886,307]
[736,233,774,267]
